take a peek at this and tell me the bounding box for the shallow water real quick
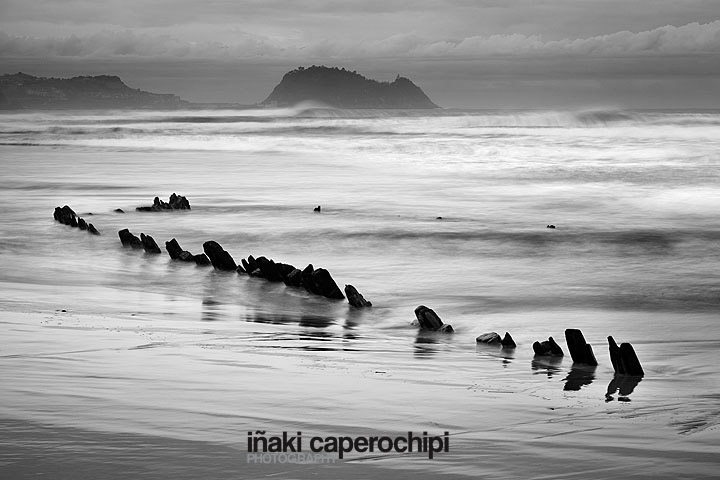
[0,108,719,478]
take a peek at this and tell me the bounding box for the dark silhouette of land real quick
[0,72,187,110]
[262,66,439,109]
[1,67,439,110]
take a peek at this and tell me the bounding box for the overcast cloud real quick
[2,21,720,59]
[1,1,719,107]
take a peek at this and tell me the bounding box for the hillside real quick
[0,73,187,110]
[261,66,439,109]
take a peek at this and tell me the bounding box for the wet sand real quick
[1,308,718,479]
[3,414,717,480]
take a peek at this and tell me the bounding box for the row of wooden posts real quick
[54,201,643,378]
[414,304,644,376]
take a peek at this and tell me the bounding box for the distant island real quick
[0,73,187,110]
[0,67,439,110]
[261,66,439,109]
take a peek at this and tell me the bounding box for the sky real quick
[1,0,719,108]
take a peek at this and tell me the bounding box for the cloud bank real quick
[409,21,720,57]
[2,21,719,61]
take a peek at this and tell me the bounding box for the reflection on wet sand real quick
[563,364,597,391]
[605,375,643,402]
[499,346,515,367]
[244,311,335,328]
[298,316,333,329]
[531,355,563,378]
[474,343,516,367]
[413,327,462,358]
[201,297,222,322]
[238,311,368,352]
[414,332,439,357]
[342,330,359,343]
[344,307,367,329]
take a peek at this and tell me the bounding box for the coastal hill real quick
[0,73,187,110]
[261,66,439,109]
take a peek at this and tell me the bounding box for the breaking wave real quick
[1,107,719,151]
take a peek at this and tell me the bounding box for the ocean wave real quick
[1,180,132,191]
[143,115,277,124]
[2,108,720,151]
[228,227,720,253]
[569,109,720,127]
[4,106,720,126]
[443,109,720,128]
[106,107,654,127]
[45,126,163,135]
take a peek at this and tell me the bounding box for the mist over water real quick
[3,107,718,314]
[1,107,719,478]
